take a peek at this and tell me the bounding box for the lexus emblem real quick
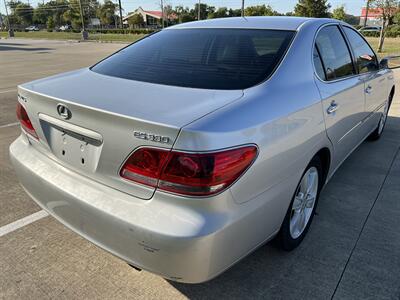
[57,104,71,120]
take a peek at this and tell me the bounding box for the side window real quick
[313,46,326,80]
[315,26,355,81]
[343,26,379,74]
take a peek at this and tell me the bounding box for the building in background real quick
[124,7,177,28]
[359,7,398,26]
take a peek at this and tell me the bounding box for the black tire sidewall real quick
[368,92,393,141]
[279,156,323,251]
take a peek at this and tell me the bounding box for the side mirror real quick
[379,58,389,69]
[380,56,400,70]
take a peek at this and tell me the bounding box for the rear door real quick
[313,25,365,167]
[342,25,390,132]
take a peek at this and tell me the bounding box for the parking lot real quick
[0,39,399,299]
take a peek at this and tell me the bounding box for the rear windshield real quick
[91,29,295,90]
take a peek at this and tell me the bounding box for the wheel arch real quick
[389,85,395,104]
[314,147,331,186]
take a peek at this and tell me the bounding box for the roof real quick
[144,10,163,18]
[168,16,318,31]
[124,7,177,21]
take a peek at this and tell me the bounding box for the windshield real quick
[91,28,295,90]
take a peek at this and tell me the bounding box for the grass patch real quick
[0,31,146,43]
[365,37,400,57]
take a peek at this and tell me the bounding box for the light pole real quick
[118,0,123,29]
[78,0,88,39]
[3,0,14,37]
[197,0,200,20]
[241,0,245,17]
[160,0,164,28]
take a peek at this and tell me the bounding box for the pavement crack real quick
[330,145,400,299]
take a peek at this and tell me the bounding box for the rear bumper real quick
[10,135,286,283]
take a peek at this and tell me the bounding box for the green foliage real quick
[208,7,229,18]
[96,0,117,26]
[294,0,331,18]
[127,14,144,28]
[62,0,82,30]
[10,2,34,25]
[194,3,215,20]
[228,8,242,17]
[332,5,346,21]
[361,31,380,37]
[386,24,400,37]
[173,6,194,23]
[344,14,360,25]
[393,11,400,24]
[46,16,54,31]
[33,0,69,26]
[245,5,280,16]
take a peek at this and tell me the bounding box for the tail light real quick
[16,102,38,139]
[120,146,257,196]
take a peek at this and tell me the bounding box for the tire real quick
[278,156,323,251]
[368,92,393,141]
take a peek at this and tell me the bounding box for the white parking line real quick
[0,122,19,129]
[0,210,49,237]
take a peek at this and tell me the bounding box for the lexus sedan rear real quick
[10,16,396,283]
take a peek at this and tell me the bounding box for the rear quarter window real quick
[91,29,295,90]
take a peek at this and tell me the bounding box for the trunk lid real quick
[18,68,243,199]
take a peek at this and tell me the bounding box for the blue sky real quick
[2,0,366,17]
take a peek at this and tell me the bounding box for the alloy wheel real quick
[289,167,319,239]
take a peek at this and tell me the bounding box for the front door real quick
[342,26,391,134]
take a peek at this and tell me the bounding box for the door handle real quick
[365,85,372,94]
[327,101,339,114]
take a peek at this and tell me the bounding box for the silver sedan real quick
[10,16,397,283]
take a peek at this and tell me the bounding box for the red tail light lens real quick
[16,102,38,139]
[120,146,257,196]
[120,148,170,187]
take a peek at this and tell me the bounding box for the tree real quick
[228,8,242,17]
[394,10,400,24]
[208,7,228,18]
[245,5,280,16]
[294,0,331,17]
[47,16,55,31]
[33,4,52,25]
[127,13,144,28]
[173,6,194,23]
[332,5,346,21]
[96,0,117,26]
[64,0,99,29]
[193,3,215,20]
[344,14,360,25]
[8,1,34,26]
[34,1,69,26]
[372,0,400,52]
[63,0,83,30]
